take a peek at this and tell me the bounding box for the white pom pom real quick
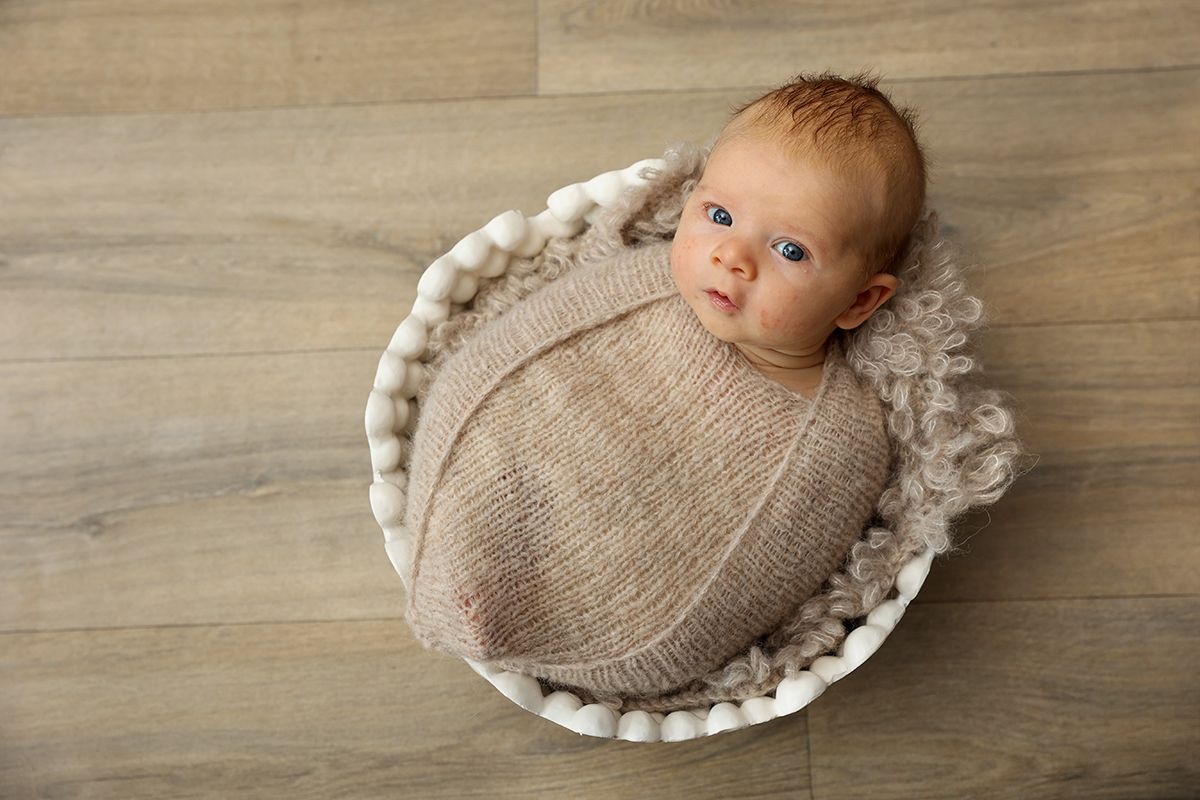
[583,170,626,206]
[399,359,424,399]
[450,270,480,304]
[484,209,527,252]
[774,672,827,714]
[416,254,458,302]
[866,599,906,632]
[540,691,583,727]
[616,710,660,742]
[660,710,705,742]
[391,395,410,432]
[512,223,549,258]
[705,702,747,736]
[896,548,935,604]
[566,704,619,738]
[841,624,888,671]
[739,696,778,725]
[364,389,395,438]
[378,467,406,487]
[373,349,406,394]
[547,183,593,223]
[369,480,406,527]
[531,208,584,240]
[449,230,491,271]
[477,248,510,279]
[387,316,428,359]
[410,293,450,326]
[808,655,848,685]
[490,672,545,712]
[369,435,401,474]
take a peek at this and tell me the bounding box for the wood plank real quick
[0,349,401,631]
[0,0,535,116]
[1,70,1195,363]
[808,597,1200,799]
[538,0,1200,94]
[0,620,815,798]
[2,321,1194,632]
[922,319,1200,601]
[0,93,715,362]
[889,71,1200,326]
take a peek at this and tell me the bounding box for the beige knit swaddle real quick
[403,237,893,699]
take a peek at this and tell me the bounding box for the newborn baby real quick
[402,73,927,702]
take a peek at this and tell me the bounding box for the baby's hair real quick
[714,69,930,278]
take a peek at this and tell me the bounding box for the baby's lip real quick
[707,288,739,308]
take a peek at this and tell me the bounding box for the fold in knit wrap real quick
[403,237,893,699]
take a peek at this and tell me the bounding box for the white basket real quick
[364,157,935,742]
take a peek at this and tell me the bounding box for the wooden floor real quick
[2,2,1198,798]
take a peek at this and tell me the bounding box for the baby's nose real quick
[712,240,755,276]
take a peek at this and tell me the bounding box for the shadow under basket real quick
[364,151,1023,742]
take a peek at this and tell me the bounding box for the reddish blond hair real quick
[713,70,929,277]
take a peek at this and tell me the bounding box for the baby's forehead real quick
[710,136,886,216]
[714,129,883,186]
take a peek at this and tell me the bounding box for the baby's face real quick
[670,135,886,370]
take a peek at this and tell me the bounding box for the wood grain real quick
[538,0,1200,94]
[808,598,1200,799]
[0,349,396,632]
[1,70,1195,362]
[925,318,1200,601]
[2,1,1197,796]
[890,71,1200,325]
[0,0,536,116]
[0,620,815,799]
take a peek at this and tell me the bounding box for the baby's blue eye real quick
[774,241,807,262]
[706,205,732,226]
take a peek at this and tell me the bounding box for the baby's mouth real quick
[706,290,739,311]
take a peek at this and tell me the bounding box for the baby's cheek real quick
[757,302,793,333]
[668,238,692,285]
[758,302,815,341]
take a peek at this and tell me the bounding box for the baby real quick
[672,73,925,398]
[401,72,929,706]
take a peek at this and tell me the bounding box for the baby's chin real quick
[675,288,741,344]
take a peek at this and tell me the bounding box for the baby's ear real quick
[872,273,900,309]
[838,273,900,331]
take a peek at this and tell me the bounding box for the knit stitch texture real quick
[403,238,892,698]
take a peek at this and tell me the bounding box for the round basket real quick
[364,152,1021,742]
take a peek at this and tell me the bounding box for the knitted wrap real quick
[403,239,892,699]
[401,141,1029,714]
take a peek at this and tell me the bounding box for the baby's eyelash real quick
[701,202,732,225]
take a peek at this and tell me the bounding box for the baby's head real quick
[670,71,928,379]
